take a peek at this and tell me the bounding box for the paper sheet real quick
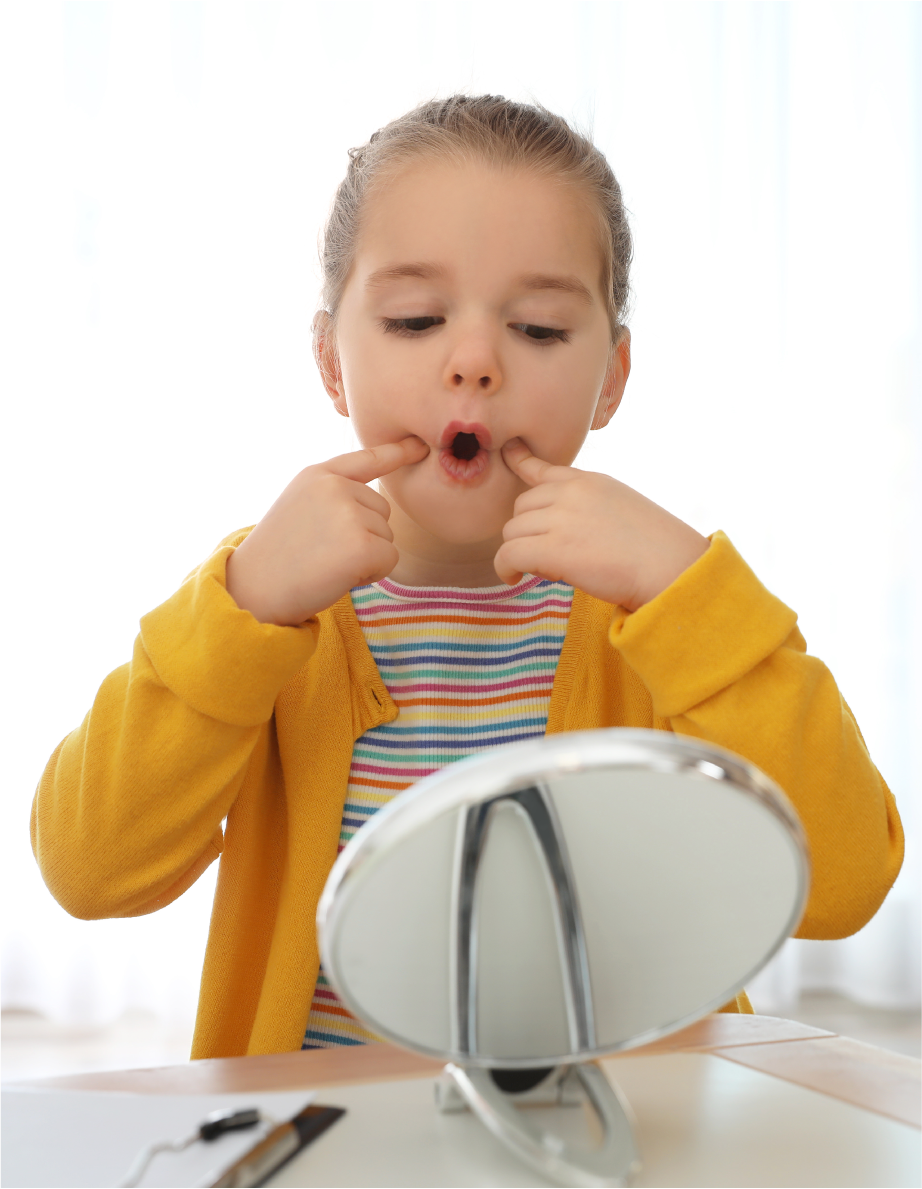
[1,1086,317,1188]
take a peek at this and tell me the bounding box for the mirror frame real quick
[317,728,810,1066]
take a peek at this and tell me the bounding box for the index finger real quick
[501,437,574,487]
[321,436,430,484]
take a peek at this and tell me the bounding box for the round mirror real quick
[317,728,809,1067]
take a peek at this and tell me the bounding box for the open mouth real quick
[438,423,491,482]
[451,432,480,461]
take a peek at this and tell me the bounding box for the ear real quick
[591,330,632,431]
[312,310,349,417]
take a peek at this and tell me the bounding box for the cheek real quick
[518,371,599,464]
[339,336,418,443]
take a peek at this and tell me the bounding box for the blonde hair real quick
[318,94,632,342]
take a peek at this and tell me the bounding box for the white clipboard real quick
[1,1086,326,1188]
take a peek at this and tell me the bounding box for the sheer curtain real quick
[2,2,918,1031]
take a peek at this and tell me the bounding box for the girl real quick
[32,95,903,1059]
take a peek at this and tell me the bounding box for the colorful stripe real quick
[302,573,573,1051]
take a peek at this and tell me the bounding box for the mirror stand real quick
[319,730,809,1188]
[433,782,640,1185]
[435,1061,640,1188]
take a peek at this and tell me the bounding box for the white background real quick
[1,1,919,1030]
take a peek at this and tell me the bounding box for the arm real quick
[609,531,904,939]
[32,438,429,921]
[31,533,318,919]
[494,443,903,941]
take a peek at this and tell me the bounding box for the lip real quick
[437,421,493,485]
[438,421,493,451]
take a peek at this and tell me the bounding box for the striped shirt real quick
[302,573,574,1050]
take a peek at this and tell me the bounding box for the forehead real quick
[352,158,606,298]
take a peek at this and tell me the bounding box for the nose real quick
[442,323,503,397]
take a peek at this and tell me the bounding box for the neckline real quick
[371,574,552,604]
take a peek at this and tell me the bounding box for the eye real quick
[380,316,445,337]
[510,323,571,346]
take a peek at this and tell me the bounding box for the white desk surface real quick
[4,1015,920,1188]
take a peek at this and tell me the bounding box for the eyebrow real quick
[364,262,447,289]
[364,262,594,305]
[518,272,594,305]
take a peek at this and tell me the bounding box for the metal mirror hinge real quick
[434,1064,584,1114]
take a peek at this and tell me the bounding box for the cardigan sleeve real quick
[608,531,904,941]
[31,530,318,920]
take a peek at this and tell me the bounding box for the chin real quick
[386,466,516,547]
[397,490,509,547]
[412,504,507,546]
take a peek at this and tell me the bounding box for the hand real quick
[226,436,429,625]
[494,439,709,611]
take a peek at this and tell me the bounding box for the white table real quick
[4,1016,919,1187]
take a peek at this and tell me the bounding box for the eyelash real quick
[379,317,570,347]
[513,324,571,346]
[378,316,442,335]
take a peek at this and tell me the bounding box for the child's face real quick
[323,159,629,548]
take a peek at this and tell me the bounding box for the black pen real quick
[209,1103,345,1188]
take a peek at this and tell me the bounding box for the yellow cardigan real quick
[32,530,903,1059]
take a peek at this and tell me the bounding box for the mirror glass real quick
[318,728,809,1066]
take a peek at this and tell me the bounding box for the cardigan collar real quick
[325,584,598,742]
